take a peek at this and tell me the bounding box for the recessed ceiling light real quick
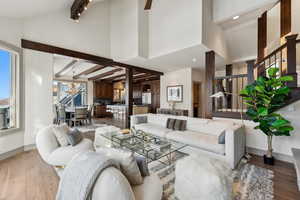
[233,15,240,20]
[192,58,197,62]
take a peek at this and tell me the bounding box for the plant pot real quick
[263,155,275,165]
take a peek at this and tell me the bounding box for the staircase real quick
[212,34,300,119]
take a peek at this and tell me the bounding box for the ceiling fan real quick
[144,0,153,10]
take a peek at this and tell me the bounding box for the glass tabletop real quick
[97,129,187,163]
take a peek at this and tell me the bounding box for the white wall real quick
[202,0,228,60]
[24,50,53,146]
[110,0,139,60]
[148,0,202,58]
[160,68,193,116]
[213,0,277,23]
[224,21,257,63]
[292,0,300,36]
[23,1,111,58]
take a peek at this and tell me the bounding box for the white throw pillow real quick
[52,124,70,146]
[92,167,136,200]
[96,148,143,185]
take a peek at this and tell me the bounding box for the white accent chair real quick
[36,125,94,167]
[92,167,163,200]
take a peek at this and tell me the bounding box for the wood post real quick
[246,60,255,84]
[125,68,133,128]
[205,51,215,119]
[281,0,291,38]
[257,12,267,62]
[225,64,232,109]
[285,34,298,88]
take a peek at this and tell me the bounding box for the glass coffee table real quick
[97,128,188,165]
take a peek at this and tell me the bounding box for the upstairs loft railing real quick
[212,74,248,119]
[212,34,299,119]
[254,34,299,88]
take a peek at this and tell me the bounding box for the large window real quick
[0,45,21,131]
[53,80,87,107]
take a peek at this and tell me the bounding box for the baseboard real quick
[247,147,294,163]
[24,144,36,151]
[0,147,24,161]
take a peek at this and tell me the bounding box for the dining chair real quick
[87,105,94,125]
[71,107,88,127]
[57,106,69,125]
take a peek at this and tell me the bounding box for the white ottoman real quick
[175,154,233,200]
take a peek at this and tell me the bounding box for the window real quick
[53,80,87,107]
[0,43,21,131]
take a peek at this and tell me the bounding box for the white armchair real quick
[92,167,163,200]
[36,125,94,167]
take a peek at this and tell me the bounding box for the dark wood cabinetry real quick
[93,81,113,99]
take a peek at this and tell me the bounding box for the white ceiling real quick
[121,44,226,73]
[0,0,104,19]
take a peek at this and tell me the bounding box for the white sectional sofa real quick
[131,114,245,169]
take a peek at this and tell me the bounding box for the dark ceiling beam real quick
[88,68,123,81]
[144,0,153,10]
[74,65,107,79]
[21,39,164,76]
[113,62,163,76]
[55,60,78,77]
[21,39,113,66]
[103,74,126,81]
[134,74,159,81]
[71,0,91,20]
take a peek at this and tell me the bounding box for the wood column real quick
[257,12,267,62]
[246,60,255,84]
[281,0,291,38]
[205,51,215,119]
[225,64,232,109]
[285,34,298,88]
[125,68,133,128]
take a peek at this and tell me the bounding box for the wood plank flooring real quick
[0,149,299,200]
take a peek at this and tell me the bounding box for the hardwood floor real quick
[0,150,59,200]
[0,150,299,200]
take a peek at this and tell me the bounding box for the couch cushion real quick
[47,138,93,166]
[132,173,163,200]
[147,114,169,127]
[92,167,136,200]
[134,123,172,138]
[186,117,210,132]
[52,123,70,146]
[166,131,225,155]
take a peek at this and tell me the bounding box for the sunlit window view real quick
[0,49,17,130]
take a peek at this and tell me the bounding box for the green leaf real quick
[271,119,289,128]
[255,85,265,93]
[257,107,268,116]
[276,87,290,95]
[240,89,248,96]
[279,76,294,82]
[268,68,279,77]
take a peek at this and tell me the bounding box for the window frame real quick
[0,40,23,136]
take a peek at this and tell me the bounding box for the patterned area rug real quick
[148,152,274,200]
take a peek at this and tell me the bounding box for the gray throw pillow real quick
[135,156,150,177]
[67,128,83,146]
[166,118,176,129]
[174,120,187,131]
[218,131,226,144]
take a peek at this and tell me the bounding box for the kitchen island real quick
[106,105,149,120]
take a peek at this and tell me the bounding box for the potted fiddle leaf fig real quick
[240,68,294,165]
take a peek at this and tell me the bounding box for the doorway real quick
[193,82,202,118]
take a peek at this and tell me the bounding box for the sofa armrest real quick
[130,115,148,129]
[225,124,246,169]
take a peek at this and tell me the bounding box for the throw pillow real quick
[67,128,83,146]
[135,156,150,177]
[96,148,143,185]
[218,131,226,144]
[166,118,176,129]
[52,123,70,146]
[174,120,187,131]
